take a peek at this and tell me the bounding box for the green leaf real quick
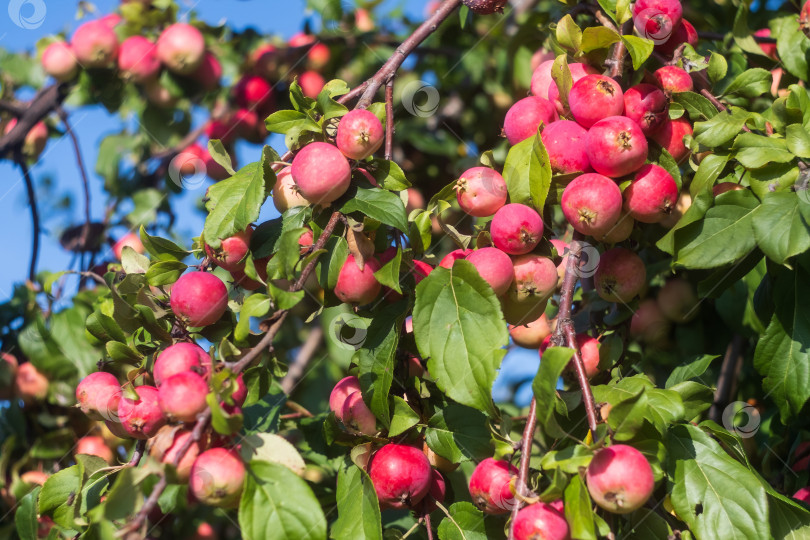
[207,139,236,175]
[502,131,552,211]
[708,52,728,83]
[621,36,654,70]
[556,14,582,51]
[139,226,190,261]
[424,403,492,463]
[204,151,274,248]
[106,341,143,364]
[388,396,420,437]
[532,347,573,438]
[340,187,408,232]
[665,355,718,388]
[787,124,810,159]
[86,312,126,343]
[622,508,674,539]
[674,190,760,269]
[121,246,150,275]
[752,192,810,264]
[768,491,810,539]
[580,26,621,53]
[331,460,382,540]
[372,249,402,294]
[267,282,305,311]
[145,260,187,286]
[722,68,772,98]
[693,108,752,146]
[732,5,768,56]
[550,55,573,114]
[774,15,810,81]
[240,461,327,540]
[15,487,39,540]
[367,159,411,191]
[672,92,718,122]
[436,502,501,540]
[732,133,794,168]
[657,188,714,254]
[39,464,82,529]
[414,262,508,416]
[689,153,730,196]
[316,89,348,121]
[265,110,321,134]
[564,474,596,540]
[667,424,769,540]
[235,293,271,343]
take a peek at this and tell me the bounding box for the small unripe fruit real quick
[656,278,699,323]
[653,66,693,94]
[465,248,514,296]
[329,376,361,421]
[630,299,672,346]
[273,167,310,212]
[469,457,518,514]
[298,70,325,99]
[509,313,553,349]
[291,142,352,205]
[190,448,245,508]
[455,167,508,217]
[118,36,160,83]
[568,75,624,129]
[15,363,49,403]
[112,232,145,260]
[561,173,623,237]
[595,248,646,303]
[623,164,679,224]
[335,255,381,305]
[586,116,648,178]
[76,435,114,464]
[439,248,473,268]
[336,110,384,160]
[462,0,508,14]
[4,119,48,159]
[656,19,697,56]
[118,385,166,439]
[71,20,119,68]
[154,342,211,387]
[170,272,229,327]
[157,23,206,75]
[541,120,591,174]
[623,84,667,136]
[205,229,252,272]
[369,444,432,509]
[503,255,557,325]
[41,42,78,82]
[490,204,543,255]
[192,52,222,91]
[503,97,558,145]
[158,371,209,422]
[513,502,570,540]
[596,212,634,244]
[651,117,692,163]
[530,60,555,100]
[341,392,377,435]
[151,428,204,481]
[76,372,122,421]
[586,444,654,514]
[547,63,599,115]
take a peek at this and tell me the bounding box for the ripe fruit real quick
[151,428,204,481]
[341,392,377,435]
[596,212,635,243]
[469,458,518,514]
[41,42,78,82]
[455,167,508,217]
[633,0,682,34]
[204,229,252,272]
[76,436,114,464]
[541,120,591,174]
[298,70,325,99]
[547,63,599,115]
[329,376,362,421]
[71,20,119,68]
[509,313,553,349]
[503,97,558,145]
[112,232,145,260]
[4,119,48,159]
[794,487,810,504]
[630,299,672,346]
[335,255,382,304]
[656,19,698,56]
[170,272,229,327]
[20,471,49,486]
[530,60,555,99]
[233,108,266,143]
[439,248,473,268]
[192,52,222,91]
[158,371,209,422]
[503,255,558,325]
[595,248,646,303]
[490,204,543,255]
[623,84,667,135]
[653,66,693,94]
[568,75,624,129]
[290,142,352,205]
[513,502,570,540]
[152,341,211,386]
[657,278,699,323]
[369,444,432,509]
[144,79,179,109]
[118,36,160,83]
[570,334,601,378]
[623,164,679,223]
[272,167,310,212]
[802,0,810,38]
[586,116,648,178]
[15,363,48,403]
[465,248,514,296]
[462,0,508,14]
[76,372,122,421]
[651,117,692,163]
[561,173,623,237]
[415,469,447,513]
[118,385,166,439]
[661,190,691,228]
[336,110,384,160]
[190,448,245,508]
[233,75,275,116]
[157,23,206,75]
[586,445,655,514]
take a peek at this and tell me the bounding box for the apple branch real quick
[507,398,538,540]
[385,78,395,161]
[15,152,40,283]
[56,107,93,248]
[0,84,69,156]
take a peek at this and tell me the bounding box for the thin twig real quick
[384,78,395,161]
[280,326,324,394]
[507,398,538,540]
[708,335,744,423]
[126,441,146,467]
[425,513,435,540]
[16,152,39,282]
[0,84,68,155]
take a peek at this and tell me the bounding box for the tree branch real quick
[0,84,68,155]
[384,78,395,161]
[708,334,744,423]
[280,326,324,394]
[16,152,40,282]
[507,398,538,540]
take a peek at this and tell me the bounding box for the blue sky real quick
[0,0,426,301]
